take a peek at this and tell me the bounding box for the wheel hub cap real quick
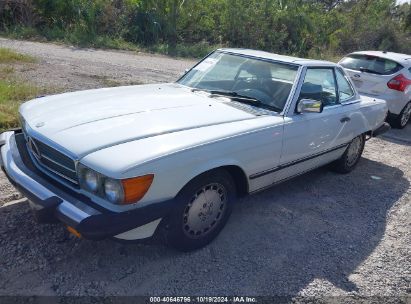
[183,183,226,238]
[401,103,411,127]
[346,137,362,167]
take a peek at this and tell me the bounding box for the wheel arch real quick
[177,165,249,199]
[219,165,249,197]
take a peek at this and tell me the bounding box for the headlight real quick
[104,179,124,203]
[83,170,99,192]
[78,164,154,205]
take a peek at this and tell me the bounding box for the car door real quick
[275,66,353,183]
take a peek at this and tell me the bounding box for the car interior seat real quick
[299,82,323,102]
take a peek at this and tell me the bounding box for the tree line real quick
[0,0,410,58]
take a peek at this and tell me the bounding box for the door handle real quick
[340,117,351,123]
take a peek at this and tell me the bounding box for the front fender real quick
[124,147,251,208]
[80,116,283,209]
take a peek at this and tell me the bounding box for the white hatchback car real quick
[339,51,411,128]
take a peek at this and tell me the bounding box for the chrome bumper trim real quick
[0,131,94,224]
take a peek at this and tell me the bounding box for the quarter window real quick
[298,68,338,107]
[336,68,355,102]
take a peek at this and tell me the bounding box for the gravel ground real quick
[0,37,195,91]
[0,38,410,302]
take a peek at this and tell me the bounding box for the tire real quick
[388,102,411,129]
[164,169,236,251]
[332,134,365,174]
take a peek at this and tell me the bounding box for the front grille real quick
[26,136,78,185]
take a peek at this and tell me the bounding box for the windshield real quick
[340,54,403,75]
[178,51,299,112]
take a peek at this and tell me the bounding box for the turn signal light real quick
[121,174,154,204]
[67,226,82,238]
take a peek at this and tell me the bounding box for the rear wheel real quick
[164,169,236,251]
[389,102,411,129]
[332,134,365,174]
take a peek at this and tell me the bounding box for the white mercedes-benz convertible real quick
[0,49,389,251]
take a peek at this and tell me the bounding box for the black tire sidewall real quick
[343,134,365,171]
[164,169,236,251]
[332,134,365,173]
[389,102,411,129]
[399,102,411,128]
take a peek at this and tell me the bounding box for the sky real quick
[397,0,411,4]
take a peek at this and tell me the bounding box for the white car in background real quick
[339,51,411,128]
[1,49,389,251]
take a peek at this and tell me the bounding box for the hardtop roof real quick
[218,48,336,67]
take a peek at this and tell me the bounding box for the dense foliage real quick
[0,0,410,58]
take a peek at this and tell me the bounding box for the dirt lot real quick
[0,38,410,302]
[0,38,196,91]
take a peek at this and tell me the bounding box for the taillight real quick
[387,74,411,92]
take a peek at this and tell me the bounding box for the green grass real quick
[0,48,37,64]
[0,79,38,131]
[81,36,139,51]
[146,42,217,58]
[0,49,39,130]
[0,27,216,59]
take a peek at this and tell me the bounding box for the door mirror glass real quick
[297,99,324,113]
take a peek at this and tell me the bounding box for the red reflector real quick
[387,74,411,92]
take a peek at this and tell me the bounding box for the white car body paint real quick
[3,49,388,240]
[114,219,162,240]
[339,51,411,116]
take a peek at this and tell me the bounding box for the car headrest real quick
[301,82,322,94]
[243,62,272,78]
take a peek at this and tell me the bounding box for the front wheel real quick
[164,169,236,251]
[389,102,411,129]
[332,134,365,174]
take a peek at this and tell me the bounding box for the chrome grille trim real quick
[25,136,79,185]
[40,154,77,173]
[30,155,79,185]
[32,138,76,171]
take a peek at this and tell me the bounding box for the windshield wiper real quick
[191,88,238,96]
[191,88,280,112]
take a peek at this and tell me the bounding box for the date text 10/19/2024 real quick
[149,297,257,303]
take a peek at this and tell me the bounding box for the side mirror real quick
[297,99,324,113]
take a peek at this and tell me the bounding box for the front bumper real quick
[0,131,173,240]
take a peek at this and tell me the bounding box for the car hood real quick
[20,83,259,158]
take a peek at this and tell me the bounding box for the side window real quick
[298,68,338,107]
[336,68,355,102]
